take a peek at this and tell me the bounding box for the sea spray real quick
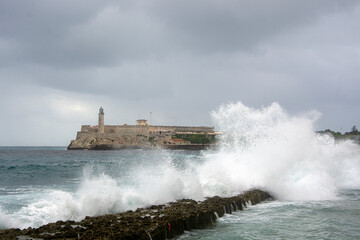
[2,151,205,229]
[204,101,360,201]
[1,102,359,230]
[0,207,20,230]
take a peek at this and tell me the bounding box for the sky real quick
[0,0,359,146]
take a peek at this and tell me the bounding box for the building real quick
[136,119,148,126]
[68,107,219,150]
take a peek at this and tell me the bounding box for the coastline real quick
[0,189,271,240]
[68,144,217,151]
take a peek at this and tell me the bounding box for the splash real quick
[200,102,360,201]
[2,155,203,229]
[2,102,359,229]
[3,174,126,228]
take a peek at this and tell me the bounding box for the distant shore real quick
[317,129,360,144]
[69,143,217,150]
[0,189,271,240]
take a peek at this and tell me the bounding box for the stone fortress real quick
[67,107,219,150]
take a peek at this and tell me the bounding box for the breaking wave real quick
[203,102,360,200]
[1,101,359,229]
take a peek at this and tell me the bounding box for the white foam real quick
[4,102,360,228]
[204,102,360,201]
[0,207,20,229]
[5,155,205,229]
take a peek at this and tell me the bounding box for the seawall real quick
[0,189,271,240]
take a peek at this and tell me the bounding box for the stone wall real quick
[69,124,217,150]
[149,126,214,133]
[80,125,97,133]
[76,125,214,139]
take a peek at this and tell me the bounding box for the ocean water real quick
[1,102,360,239]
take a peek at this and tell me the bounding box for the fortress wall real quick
[69,107,219,150]
[76,131,123,140]
[149,126,175,134]
[76,126,150,140]
[110,125,149,136]
[104,126,121,134]
[76,132,96,139]
[76,125,215,140]
[80,125,98,133]
[81,125,90,132]
[116,128,148,136]
[149,126,214,133]
[173,126,214,133]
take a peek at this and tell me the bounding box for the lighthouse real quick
[98,107,104,133]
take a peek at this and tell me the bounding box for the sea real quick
[1,102,360,239]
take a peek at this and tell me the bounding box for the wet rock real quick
[0,189,271,240]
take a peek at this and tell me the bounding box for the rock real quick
[0,189,271,240]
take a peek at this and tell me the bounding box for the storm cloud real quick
[0,0,359,145]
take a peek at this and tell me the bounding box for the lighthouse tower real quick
[98,107,104,134]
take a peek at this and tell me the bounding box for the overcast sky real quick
[0,0,359,146]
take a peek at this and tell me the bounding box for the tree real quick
[351,125,358,133]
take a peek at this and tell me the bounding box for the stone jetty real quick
[0,189,271,240]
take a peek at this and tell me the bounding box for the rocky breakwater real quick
[0,189,271,240]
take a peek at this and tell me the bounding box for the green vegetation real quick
[317,129,343,139]
[317,126,360,140]
[172,134,216,144]
[348,126,359,135]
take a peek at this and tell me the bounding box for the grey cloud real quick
[2,0,358,69]
[0,0,359,145]
[0,0,133,68]
[0,59,174,101]
[146,0,359,53]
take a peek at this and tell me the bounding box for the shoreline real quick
[0,189,271,240]
[68,144,218,151]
